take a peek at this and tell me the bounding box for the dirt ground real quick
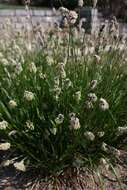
[0,151,127,190]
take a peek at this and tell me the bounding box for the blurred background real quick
[0,0,127,36]
[0,0,127,21]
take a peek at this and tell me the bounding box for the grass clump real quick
[0,5,127,189]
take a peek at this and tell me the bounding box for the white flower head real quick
[69,116,81,130]
[39,72,46,80]
[2,159,14,167]
[60,70,66,79]
[97,131,105,137]
[94,54,101,63]
[92,0,98,8]
[8,130,17,137]
[14,160,26,172]
[84,47,89,55]
[58,62,65,70]
[55,114,64,125]
[84,131,95,141]
[68,11,78,25]
[85,100,93,109]
[54,76,60,87]
[46,56,54,65]
[1,58,9,66]
[26,120,34,130]
[0,121,8,130]
[99,98,109,111]
[2,160,11,167]
[58,63,66,79]
[78,0,84,7]
[24,91,34,101]
[89,80,97,90]
[26,42,32,51]
[0,142,11,150]
[53,87,61,100]
[100,158,109,170]
[29,62,37,73]
[14,63,23,75]
[62,16,69,28]
[117,126,127,135]
[9,58,17,66]
[111,147,121,156]
[59,7,69,15]
[101,142,108,152]
[0,52,4,58]
[88,93,97,102]
[89,47,95,54]
[64,78,72,89]
[74,91,81,102]
[52,128,57,135]
[104,45,111,52]
[9,100,17,109]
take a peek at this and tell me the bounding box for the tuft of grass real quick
[0,5,127,189]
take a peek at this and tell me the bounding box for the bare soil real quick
[0,150,127,190]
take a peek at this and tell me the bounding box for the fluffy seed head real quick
[97,131,105,137]
[78,0,84,7]
[88,93,97,102]
[0,142,11,150]
[90,80,97,90]
[59,7,69,15]
[8,130,17,137]
[2,160,13,167]
[0,121,8,130]
[26,120,34,130]
[14,160,26,172]
[85,100,93,109]
[117,126,127,135]
[69,112,76,118]
[84,131,95,141]
[29,62,37,73]
[99,98,109,111]
[101,142,108,152]
[100,158,109,170]
[74,91,81,102]
[24,91,34,101]
[70,116,80,130]
[94,54,101,63]
[1,58,8,66]
[54,76,60,87]
[9,100,17,109]
[68,11,78,25]
[64,78,72,89]
[55,114,64,125]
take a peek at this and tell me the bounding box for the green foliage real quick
[0,26,127,176]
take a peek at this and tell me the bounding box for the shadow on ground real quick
[0,151,127,190]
